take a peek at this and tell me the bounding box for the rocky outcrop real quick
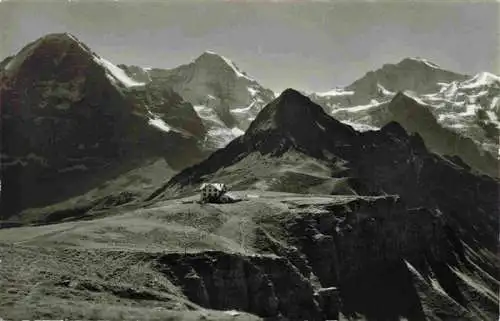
[155,251,323,320]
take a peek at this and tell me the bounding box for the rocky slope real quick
[0,33,207,220]
[148,89,499,320]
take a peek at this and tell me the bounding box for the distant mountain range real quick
[1,32,498,218]
[120,46,499,176]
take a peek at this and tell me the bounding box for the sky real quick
[0,0,498,92]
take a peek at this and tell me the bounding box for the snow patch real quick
[224,310,241,317]
[194,105,226,127]
[486,110,500,127]
[332,100,387,113]
[377,83,394,96]
[230,102,255,114]
[231,127,245,136]
[93,56,145,88]
[341,120,379,132]
[148,118,171,133]
[315,88,355,97]
[402,91,431,106]
[490,97,500,111]
[458,104,480,117]
[248,87,258,96]
[206,126,245,148]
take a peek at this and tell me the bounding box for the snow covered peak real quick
[194,51,255,81]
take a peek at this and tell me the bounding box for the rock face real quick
[156,251,323,320]
[150,89,499,320]
[0,33,206,218]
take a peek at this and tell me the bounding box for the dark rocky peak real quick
[247,88,355,137]
[2,32,145,94]
[2,33,94,78]
[242,88,360,158]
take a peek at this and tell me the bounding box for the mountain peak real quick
[278,88,308,101]
[399,57,441,69]
[196,50,224,61]
[346,57,467,96]
[245,88,356,153]
[32,32,92,54]
[247,88,320,132]
[193,51,254,81]
[2,32,93,75]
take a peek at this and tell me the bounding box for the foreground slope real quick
[3,190,498,320]
[0,33,207,220]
